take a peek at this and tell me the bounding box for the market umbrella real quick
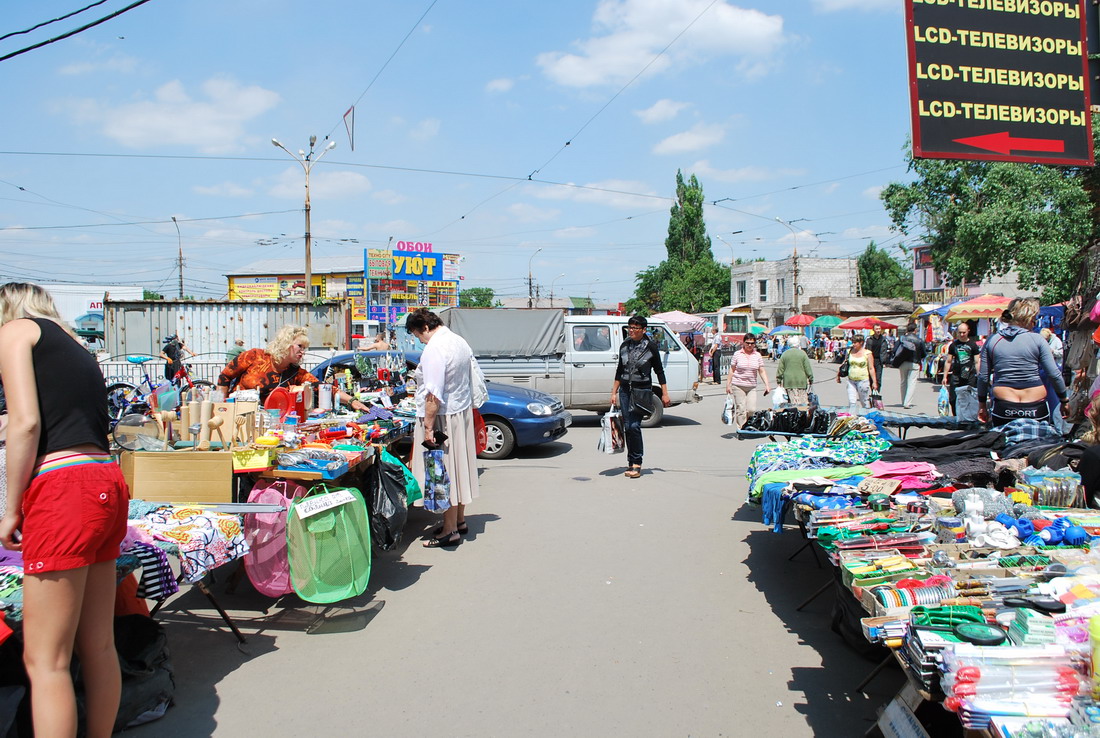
[650,310,705,333]
[747,322,768,334]
[809,315,843,329]
[784,313,816,327]
[945,294,1013,322]
[836,316,897,330]
[769,325,802,335]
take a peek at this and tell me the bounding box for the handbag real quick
[870,392,884,411]
[286,483,372,604]
[243,479,309,597]
[838,360,850,378]
[598,405,625,454]
[470,356,488,408]
[630,387,654,417]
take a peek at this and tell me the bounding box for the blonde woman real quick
[217,325,367,411]
[977,298,1067,426]
[0,282,127,738]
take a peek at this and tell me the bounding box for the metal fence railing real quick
[97,349,344,387]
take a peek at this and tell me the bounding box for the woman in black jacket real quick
[610,315,671,478]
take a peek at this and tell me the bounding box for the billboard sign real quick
[906,0,1093,165]
[391,250,444,281]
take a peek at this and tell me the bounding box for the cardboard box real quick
[119,450,234,504]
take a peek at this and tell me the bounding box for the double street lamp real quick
[271,135,337,302]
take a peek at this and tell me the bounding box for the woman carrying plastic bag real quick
[598,405,625,453]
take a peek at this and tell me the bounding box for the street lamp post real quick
[171,216,184,299]
[272,135,337,302]
[527,247,543,308]
[549,272,565,308]
[587,277,600,315]
[775,217,801,312]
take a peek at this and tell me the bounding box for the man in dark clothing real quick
[159,334,192,381]
[941,321,980,418]
[894,322,926,409]
[865,325,889,392]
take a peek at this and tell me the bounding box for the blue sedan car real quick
[309,351,570,460]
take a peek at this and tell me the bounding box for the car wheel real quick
[640,399,664,428]
[480,418,516,460]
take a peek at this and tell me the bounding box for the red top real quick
[217,348,317,400]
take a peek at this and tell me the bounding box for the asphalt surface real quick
[128,358,945,737]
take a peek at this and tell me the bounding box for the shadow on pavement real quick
[738,503,904,737]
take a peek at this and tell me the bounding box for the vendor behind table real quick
[216,324,368,414]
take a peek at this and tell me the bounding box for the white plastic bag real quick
[470,357,488,408]
[771,387,788,409]
[722,397,735,425]
[597,406,625,454]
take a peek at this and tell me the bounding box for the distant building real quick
[912,245,1040,303]
[728,253,860,327]
[804,296,913,319]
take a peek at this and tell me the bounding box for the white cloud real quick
[554,226,597,239]
[530,179,660,210]
[59,55,138,75]
[653,122,725,155]
[839,224,892,240]
[372,189,407,205]
[312,219,359,238]
[862,185,885,200]
[689,159,805,183]
[822,183,840,195]
[65,77,280,154]
[507,203,561,222]
[811,0,897,11]
[635,99,689,124]
[269,169,372,200]
[537,0,785,87]
[486,78,514,93]
[409,118,441,141]
[363,219,417,234]
[193,181,253,197]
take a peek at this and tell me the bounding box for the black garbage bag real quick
[363,453,409,551]
[74,615,175,731]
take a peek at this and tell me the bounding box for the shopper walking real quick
[0,282,127,738]
[159,333,193,382]
[407,308,482,545]
[893,322,926,409]
[978,298,1067,427]
[941,322,980,419]
[726,333,770,429]
[776,336,814,406]
[865,325,889,393]
[611,315,671,478]
[837,334,877,413]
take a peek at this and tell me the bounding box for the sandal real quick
[624,467,642,479]
[433,522,468,537]
[424,531,461,548]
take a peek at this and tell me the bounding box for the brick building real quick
[728,253,860,327]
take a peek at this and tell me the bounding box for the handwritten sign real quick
[295,489,357,519]
[857,478,902,496]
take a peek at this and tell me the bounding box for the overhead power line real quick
[0,0,156,64]
[0,0,111,42]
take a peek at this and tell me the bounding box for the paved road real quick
[133,359,943,737]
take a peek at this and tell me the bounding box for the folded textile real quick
[879,429,1005,465]
[747,431,890,495]
[129,507,249,583]
[750,465,874,498]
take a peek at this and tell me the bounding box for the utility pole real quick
[792,247,800,312]
[271,136,337,302]
[171,216,184,299]
[527,247,542,308]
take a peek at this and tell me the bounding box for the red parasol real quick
[784,313,816,326]
[945,293,1013,321]
[836,316,897,330]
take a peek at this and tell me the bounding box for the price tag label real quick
[295,490,357,519]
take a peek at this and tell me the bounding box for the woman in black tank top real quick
[0,282,125,738]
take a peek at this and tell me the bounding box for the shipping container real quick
[102,300,349,381]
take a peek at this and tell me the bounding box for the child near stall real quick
[0,282,127,738]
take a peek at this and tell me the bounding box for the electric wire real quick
[0,0,156,63]
[1,0,113,41]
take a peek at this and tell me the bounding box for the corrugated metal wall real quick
[103,300,348,358]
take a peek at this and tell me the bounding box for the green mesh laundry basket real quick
[287,484,372,604]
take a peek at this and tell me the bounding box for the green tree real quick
[459,287,499,308]
[880,145,1092,302]
[143,289,163,300]
[625,170,730,314]
[857,242,913,300]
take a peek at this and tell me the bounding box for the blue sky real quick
[1,0,906,305]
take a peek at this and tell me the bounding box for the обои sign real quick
[906,0,1093,165]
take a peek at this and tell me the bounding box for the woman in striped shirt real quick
[726,334,771,429]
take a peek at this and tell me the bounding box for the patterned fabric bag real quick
[422,449,452,512]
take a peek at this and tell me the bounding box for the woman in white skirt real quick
[407,308,480,548]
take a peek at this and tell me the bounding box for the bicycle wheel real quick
[182,379,216,403]
[106,383,140,426]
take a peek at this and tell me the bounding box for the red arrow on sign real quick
[953,131,1065,155]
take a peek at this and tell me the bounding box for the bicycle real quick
[106,356,215,428]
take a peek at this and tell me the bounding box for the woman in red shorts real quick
[0,282,127,738]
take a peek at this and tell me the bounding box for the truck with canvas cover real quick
[439,309,699,427]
